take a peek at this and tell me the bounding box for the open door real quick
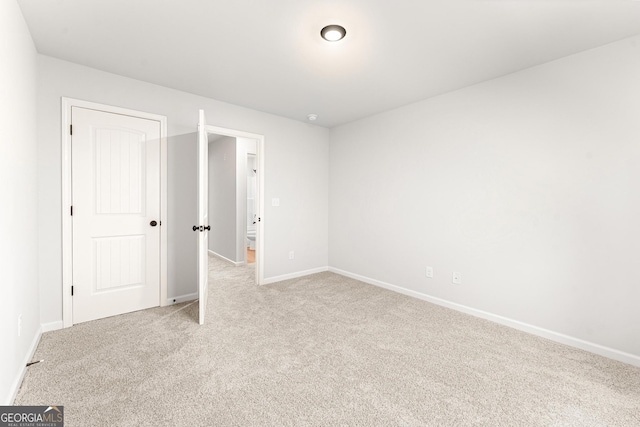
[197,109,209,325]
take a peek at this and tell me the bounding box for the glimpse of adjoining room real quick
[207,134,258,267]
[246,153,257,264]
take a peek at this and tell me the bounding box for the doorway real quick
[196,111,266,325]
[204,127,264,284]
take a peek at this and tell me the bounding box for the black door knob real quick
[150,220,158,227]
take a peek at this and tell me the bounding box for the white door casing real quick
[197,109,209,325]
[62,98,168,328]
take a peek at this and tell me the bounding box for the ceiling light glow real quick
[321,25,346,42]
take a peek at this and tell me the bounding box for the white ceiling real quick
[17,0,640,128]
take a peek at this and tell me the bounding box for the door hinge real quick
[70,205,73,216]
[71,286,74,296]
[70,124,73,135]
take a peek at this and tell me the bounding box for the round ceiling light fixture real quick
[321,25,346,42]
[307,114,318,121]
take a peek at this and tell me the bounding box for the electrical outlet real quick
[289,251,294,260]
[426,266,433,278]
[452,272,462,285]
[18,314,22,337]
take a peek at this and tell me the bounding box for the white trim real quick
[61,100,72,328]
[167,292,198,305]
[208,249,244,266]
[160,118,168,307]
[262,266,329,285]
[329,267,640,368]
[203,124,265,285]
[41,321,64,333]
[61,97,168,328]
[6,327,42,405]
[256,134,265,286]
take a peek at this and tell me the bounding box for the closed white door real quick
[197,109,209,325]
[72,107,161,324]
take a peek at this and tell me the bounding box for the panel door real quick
[72,107,161,324]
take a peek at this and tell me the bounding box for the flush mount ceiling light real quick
[307,114,318,121]
[321,25,346,42]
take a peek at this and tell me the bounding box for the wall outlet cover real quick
[452,272,462,285]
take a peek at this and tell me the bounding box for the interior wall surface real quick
[208,136,238,261]
[37,55,330,325]
[329,35,640,359]
[0,0,40,404]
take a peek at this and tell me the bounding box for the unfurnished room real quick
[1,1,640,426]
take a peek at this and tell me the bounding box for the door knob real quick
[150,220,158,227]
[204,225,210,231]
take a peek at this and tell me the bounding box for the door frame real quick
[204,124,265,285]
[61,97,168,328]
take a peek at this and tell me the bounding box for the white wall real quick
[329,36,640,361]
[37,55,330,324]
[0,0,40,404]
[208,136,238,261]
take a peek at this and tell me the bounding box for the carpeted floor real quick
[15,255,640,426]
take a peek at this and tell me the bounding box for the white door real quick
[72,107,161,324]
[197,109,209,325]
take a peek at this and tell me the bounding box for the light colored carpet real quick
[15,256,640,426]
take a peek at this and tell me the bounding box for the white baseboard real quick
[167,292,198,305]
[208,250,244,266]
[329,267,640,368]
[41,321,64,333]
[6,326,42,405]
[262,266,328,285]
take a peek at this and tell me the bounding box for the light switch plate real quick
[272,198,280,207]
